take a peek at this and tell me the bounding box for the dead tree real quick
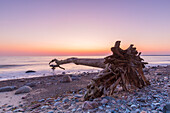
[49,58,105,70]
[84,41,150,100]
[49,41,150,100]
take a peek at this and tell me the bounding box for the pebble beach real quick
[0,65,169,113]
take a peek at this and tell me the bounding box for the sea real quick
[0,55,170,81]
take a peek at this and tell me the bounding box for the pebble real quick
[25,70,36,73]
[74,94,83,98]
[1,66,169,113]
[60,75,72,83]
[25,82,36,87]
[131,104,137,110]
[54,102,62,106]
[38,99,45,102]
[63,98,69,103]
[41,105,50,109]
[47,111,54,113]
[98,106,104,110]
[82,101,98,109]
[101,98,109,104]
[13,108,24,112]
[0,86,17,92]
[15,86,32,94]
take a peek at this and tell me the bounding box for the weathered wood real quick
[49,41,150,100]
[83,41,150,100]
[49,58,105,70]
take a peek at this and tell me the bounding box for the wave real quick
[0,63,47,69]
[0,64,28,68]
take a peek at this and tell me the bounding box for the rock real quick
[135,109,140,113]
[106,105,111,108]
[100,98,109,104]
[54,102,62,106]
[30,104,41,109]
[25,70,36,73]
[151,110,157,113]
[13,108,24,112]
[38,99,45,102]
[63,98,69,103]
[72,108,76,112]
[74,94,83,98]
[98,106,104,110]
[153,95,159,98]
[25,82,36,87]
[41,105,50,109]
[71,76,80,80]
[82,101,98,109]
[131,104,137,110]
[15,86,32,94]
[163,103,170,113]
[63,104,70,109]
[60,75,72,83]
[137,98,146,102]
[140,111,147,113]
[157,72,162,75]
[153,103,160,107]
[0,86,17,92]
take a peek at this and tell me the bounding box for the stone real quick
[131,104,137,110]
[13,108,24,112]
[157,73,162,75]
[63,104,70,109]
[25,70,36,73]
[82,101,98,109]
[98,106,104,110]
[41,105,50,109]
[54,102,62,106]
[63,98,69,103]
[137,98,146,102]
[60,75,72,83]
[153,103,160,106]
[153,95,159,98]
[25,82,36,87]
[15,86,32,94]
[30,104,41,109]
[151,110,157,113]
[0,86,17,92]
[140,110,147,113]
[74,94,83,98]
[38,99,45,102]
[72,108,76,112]
[163,103,170,113]
[135,109,140,113]
[101,98,109,104]
[48,111,54,113]
[71,76,80,80]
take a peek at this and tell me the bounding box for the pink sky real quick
[0,0,170,56]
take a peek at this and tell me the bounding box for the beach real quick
[0,65,169,113]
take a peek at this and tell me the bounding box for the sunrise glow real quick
[0,0,170,56]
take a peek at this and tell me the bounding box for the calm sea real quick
[0,55,170,81]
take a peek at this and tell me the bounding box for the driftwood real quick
[84,41,150,100]
[49,41,150,100]
[49,58,105,70]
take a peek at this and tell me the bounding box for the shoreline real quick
[0,65,169,112]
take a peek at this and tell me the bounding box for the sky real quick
[0,0,170,56]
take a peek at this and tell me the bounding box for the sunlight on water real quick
[0,55,170,81]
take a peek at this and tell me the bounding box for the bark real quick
[49,58,105,70]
